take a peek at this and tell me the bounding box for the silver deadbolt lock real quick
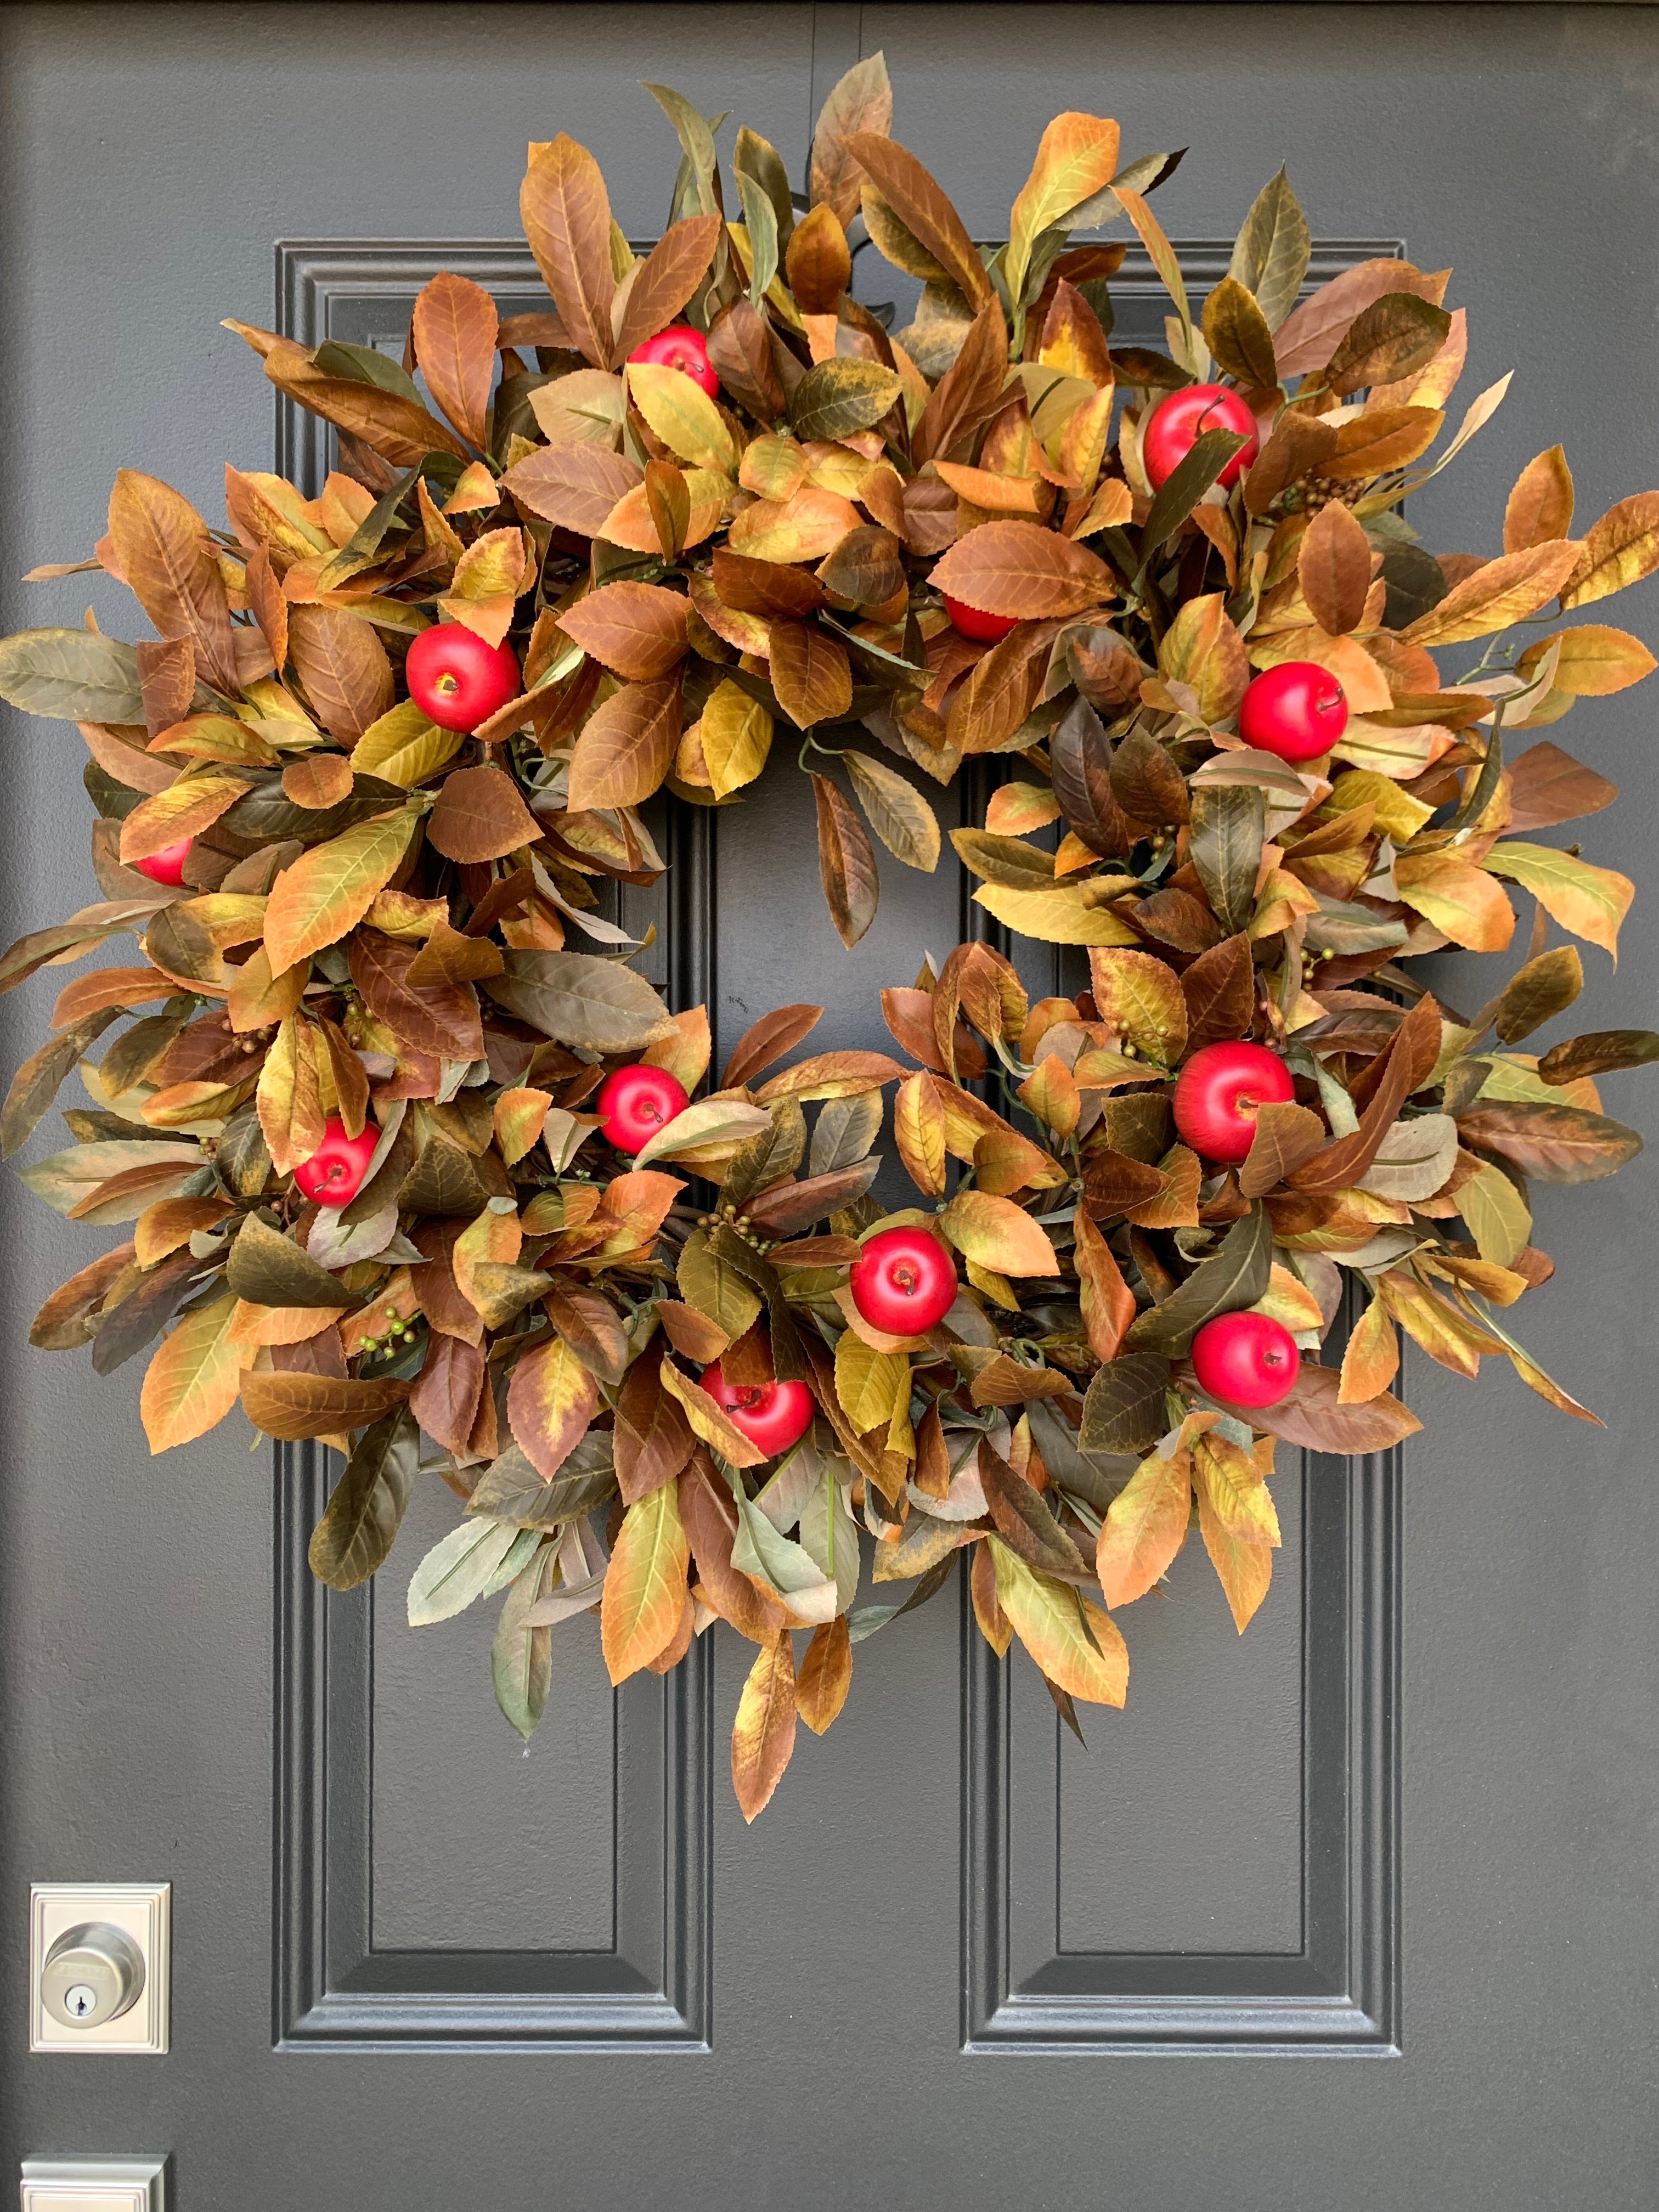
[40,1922,146,2031]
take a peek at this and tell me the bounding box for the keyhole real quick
[65,1984,98,2019]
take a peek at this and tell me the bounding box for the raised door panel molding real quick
[962,1442,1400,2053]
[271,245,708,2049]
[964,236,1403,2058]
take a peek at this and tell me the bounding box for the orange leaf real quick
[730,1628,799,1819]
[139,1291,241,1451]
[600,1479,690,1685]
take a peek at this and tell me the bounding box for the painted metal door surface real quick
[2,4,1656,2205]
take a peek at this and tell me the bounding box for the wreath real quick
[2,59,1656,1818]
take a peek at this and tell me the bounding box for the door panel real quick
[2,5,1657,2207]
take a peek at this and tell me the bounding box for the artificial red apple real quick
[849,1225,958,1335]
[1190,1309,1300,1409]
[1239,662,1349,763]
[628,323,719,399]
[292,1115,379,1207]
[132,837,191,887]
[942,592,1019,645]
[404,623,522,733]
[1141,382,1260,490]
[1172,1042,1295,1165]
[595,1064,689,1154]
[702,1362,814,1456]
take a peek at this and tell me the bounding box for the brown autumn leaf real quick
[614,1354,695,1504]
[566,675,682,810]
[842,131,993,309]
[1073,1201,1137,1362]
[557,582,691,681]
[785,203,853,313]
[811,772,879,947]
[1504,445,1574,554]
[930,520,1115,621]
[810,52,893,225]
[501,444,642,534]
[795,1616,852,1734]
[1237,1100,1328,1199]
[610,212,724,367]
[240,1370,410,1440]
[281,755,353,811]
[721,1003,824,1091]
[136,636,195,739]
[105,470,240,696]
[769,623,854,730]
[411,269,496,448]
[1180,933,1255,1053]
[1096,1443,1192,1608]
[912,300,1013,469]
[425,763,541,864]
[520,133,614,369]
[731,1628,798,1821]
[1297,499,1373,636]
[1246,1359,1421,1453]
[287,605,394,742]
[258,340,470,466]
[347,929,483,1061]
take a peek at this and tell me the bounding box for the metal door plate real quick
[28,1886,170,2055]
[20,2155,166,2210]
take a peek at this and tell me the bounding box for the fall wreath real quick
[2,60,1656,1818]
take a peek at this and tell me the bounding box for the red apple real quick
[628,323,719,399]
[1172,1042,1295,1165]
[1142,382,1260,490]
[595,1064,689,1154]
[132,837,191,887]
[404,623,521,733]
[292,1115,379,1207]
[1238,662,1349,764]
[1190,1310,1300,1409]
[849,1225,958,1335]
[702,1362,814,1457]
[942,592,1019,644]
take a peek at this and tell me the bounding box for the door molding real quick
[962,1440,1401,2054]
[273,1445,713,2051]
[270,244,713,2050]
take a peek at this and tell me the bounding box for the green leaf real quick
[735,168,779,311]
[727,1463,839,1622]
[1,1009,119,1158]
[1538,1028,1659,1084]
[1126,1203,1273,1356]
[798,1466,861,1615]
[1079,1350,1173,1454]
[1140,427,1249,551]
[485,950,675,1053]
[465,1435,617,1527]
[0,627,144,723]
[226,1211,354,1308]
[406,1515,522,1626]
[641,81,720,217]
[1188,783,1265,935]
[308,1404,419,1591]
[1226,167,1311,332]
[312,340,424,404]
[492,1545,555,1742]
[1492,944,1583,1044]
[788,358,905,443]
[1457,1160,1531,1267]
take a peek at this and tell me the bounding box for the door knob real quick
[39,1921,146,2030]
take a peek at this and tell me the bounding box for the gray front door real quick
[3,4,1656,2205]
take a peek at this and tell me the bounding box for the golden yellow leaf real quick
[1482,843,1632,961]
[893,1070,947,1197]
[990,1538,1128,1705]
[940,1189,1059,1278]
[600,1479,691,1685]
[140,1291,241,1452]
[835,1331,910,1434]
[625,359,736,471]
[731,1628,798,1820]
[263,808,419,972]
[1096,1444,1192,1607]
[1338,1294,1401,1403]
[796,1616,853,1735]
[1393,850,1515,952]
[506,1329,598,1479]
